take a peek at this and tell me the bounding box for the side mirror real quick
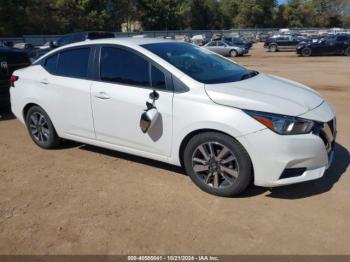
[140,107,160,133]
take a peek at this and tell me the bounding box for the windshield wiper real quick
[240,70,259,80]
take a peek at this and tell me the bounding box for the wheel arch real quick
[23,102,40,120]
[177,128,255,186]
[178,128,241,166]
[22,103,58,134]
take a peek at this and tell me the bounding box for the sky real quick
[278,0,288,4]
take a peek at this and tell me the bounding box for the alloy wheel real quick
[29,112,50,143]
[191,142,239,189]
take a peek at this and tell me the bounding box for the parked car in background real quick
[0,47,30,110]
[191,34,207,46]
[10,38,337,197]
[264,35,306,52]
[36,31,116,58]
[203,40,247,57]
[13,43,48,62]
[225,37,253,50]
[297,34,350,57]
[51,31,115,48]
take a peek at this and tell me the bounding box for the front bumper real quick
[238,104,336,187]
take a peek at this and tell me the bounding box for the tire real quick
[183,132,253,197]
[301,48,312,57]
[25,106,60,149]
[230,50,238,57]
[269,44,278,52]
[345,47,350,56]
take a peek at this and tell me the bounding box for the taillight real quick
[9,75,18,87]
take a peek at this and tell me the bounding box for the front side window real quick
[142,42,255,84]
[151,65,166,90]
[100,47,149,87]
[56,48,90,78]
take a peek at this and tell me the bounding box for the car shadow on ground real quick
[78,142,348,199]
[240,143,349,199]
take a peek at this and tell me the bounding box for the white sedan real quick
[10,38,336,197]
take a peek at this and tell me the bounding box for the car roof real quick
[35,37,179,63]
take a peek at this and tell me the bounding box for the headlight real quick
[244,110,315,135]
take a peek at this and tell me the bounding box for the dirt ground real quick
[0,43,349,255]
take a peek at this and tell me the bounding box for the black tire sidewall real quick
[269,44,278,52]
[183,132,252,197]
[230,50,238,57]
[25,106,59,149]
[302,48,312,57]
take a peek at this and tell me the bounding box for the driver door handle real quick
[95,91,111,100]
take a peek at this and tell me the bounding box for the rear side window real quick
[337,35,350,41]
[100,47,149,87]
[44,54,58,74]
[151,65,166,90]
[56,48,90,78]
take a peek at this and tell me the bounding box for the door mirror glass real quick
[140,107,160,133]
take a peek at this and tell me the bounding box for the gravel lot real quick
[0,43,349,255]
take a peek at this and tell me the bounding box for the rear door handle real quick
[40,78,49,85]
[95,91,111,100]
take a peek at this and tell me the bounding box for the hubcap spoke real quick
[193,164,209,173]
[220,165,239,178]
[205,172,213,184]
[220,171,234,185]
[213,172,219,188]
[208,142,215,158]
[193,157,207,165]
[221,155,236,164]
[216,146,229,160]
[30,115,38,125]
[198,145,210,161]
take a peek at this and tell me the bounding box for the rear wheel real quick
[183,132,252,197]
[25,106,60,149]
[230,50,238,57]
[301,47,312,57]
[269,44,278,52]
[345,47,350,56]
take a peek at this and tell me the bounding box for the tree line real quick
[0,0,349,36]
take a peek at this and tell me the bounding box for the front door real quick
[91,46,173,157]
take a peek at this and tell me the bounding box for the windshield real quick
[142,42,257,84]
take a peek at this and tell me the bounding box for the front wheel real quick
[230,50,238,57]
[269,44,278,52]
[183,132,252,197]
[25,106,61,149]
[301,48,312,57]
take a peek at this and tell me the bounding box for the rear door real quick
[335,35,349,53]
[90,45,174,157]
[40,47,95,139]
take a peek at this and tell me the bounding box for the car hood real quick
[204,73,324,116]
